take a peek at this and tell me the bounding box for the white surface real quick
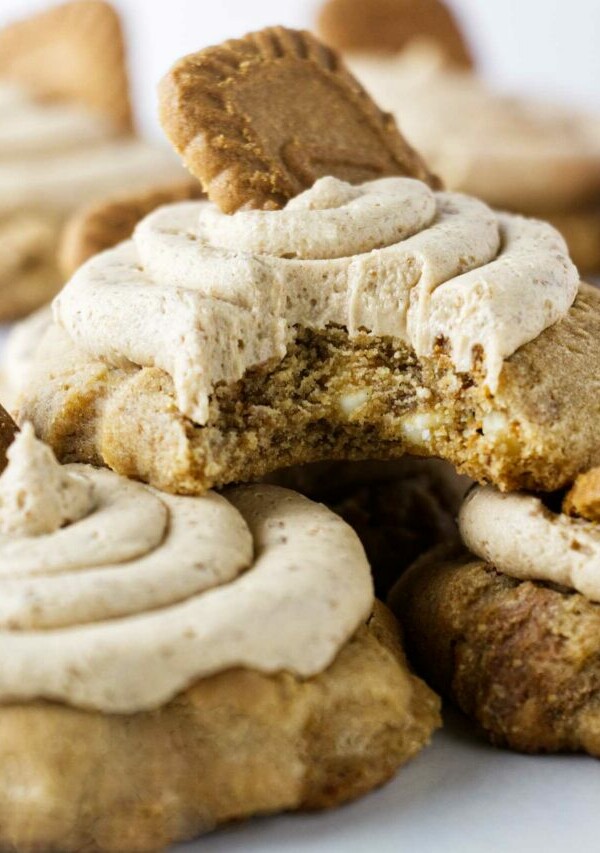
[178,709,598,853]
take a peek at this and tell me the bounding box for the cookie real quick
[0,426,440,850]
[270,458,469,595]
[23,280,600,496]
[60,178,204,276]
[391,545,600,757]
[0,305,53,415]
[0,212,61,321]
[158,26,438,213]
[317,0,473,67]
[0,601,439,852]
[0,0,133,132]
[27,166,595,495]
[0,403,17,472]
[545,207,600,275]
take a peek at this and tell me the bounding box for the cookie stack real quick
[1,19,600,853]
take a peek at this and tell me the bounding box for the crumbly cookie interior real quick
[196,325,513,490]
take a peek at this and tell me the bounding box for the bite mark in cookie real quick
[159,26,438,212]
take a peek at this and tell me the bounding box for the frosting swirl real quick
[55,175,578,425]
[0,83,182,217]
[0,428,372,712]
[460,485,600,603]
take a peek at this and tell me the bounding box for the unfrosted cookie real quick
[0,212,61,322]
[545,207,600,275]
[159,26,438,213]
[317,0,473,68]
[0,402,17,470]
[0,426,440,851]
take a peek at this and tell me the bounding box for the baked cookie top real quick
[0,425,373,713]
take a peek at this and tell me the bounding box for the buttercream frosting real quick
[0,428,373,712]
[54,175,579,425]
[460,485,600,603]
[347,48,600,212]
[0,82,182,216]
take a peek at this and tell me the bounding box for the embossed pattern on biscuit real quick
[317,0,473,68]
[0,0,133,132]
[159,26,438,212]
[0,427,373,712]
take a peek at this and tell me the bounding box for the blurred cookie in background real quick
[317,0,600,274]
[317,0,473,68]
[0,0,182,320]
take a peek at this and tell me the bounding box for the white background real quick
[3,0,600,138]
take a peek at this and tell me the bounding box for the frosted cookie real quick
[270,458,469,595]
[317,0,473,68]
[391,479,600,757]
[0,424,439,850]
[18,29,600,495]
[342,45,600,273]
[0,1,182,319]
[22,173,598,495]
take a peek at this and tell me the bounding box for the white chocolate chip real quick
[339,389,369,416]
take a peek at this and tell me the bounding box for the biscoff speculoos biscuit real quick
[317,0,473,67]
[563,467,600,523]
[159,26,438,213]
[391,545,600,758]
